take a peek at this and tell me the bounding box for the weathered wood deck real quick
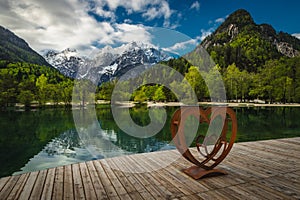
[0,137,300,199]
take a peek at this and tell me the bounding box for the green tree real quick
[225,63,252,102]
[205,65,225,102]
[60,80,73,106]
[46,84,61,105]
[18,90,35,108]
[225,63,240,101]
[36,74,48,105]
[0,72,17,106]
[97,81,116,101]
[142,85,158,101]
[133,89,147,103]
[73,80,95,106]
[185,66,208,101]
[153,86,166,102]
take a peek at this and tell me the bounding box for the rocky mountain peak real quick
[43,42,173,84]
[216,9,254,34]
[198,9,300,71]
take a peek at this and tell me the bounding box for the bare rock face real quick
[228,24,239,42]
[276,42,299,58]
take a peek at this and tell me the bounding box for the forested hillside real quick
[0,61,74,108]
[0,26,50,66]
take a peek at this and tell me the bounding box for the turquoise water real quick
[0,105,299,177]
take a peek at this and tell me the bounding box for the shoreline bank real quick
[9,101,300,110]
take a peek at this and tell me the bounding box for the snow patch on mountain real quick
[43,42,173,84]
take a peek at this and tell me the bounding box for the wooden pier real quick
[0,137,300,199]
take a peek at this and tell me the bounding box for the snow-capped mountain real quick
[43,42,173,84]
[43,48,89,78]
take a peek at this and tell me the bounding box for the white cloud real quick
[202,16,226,40]
[99,24,152,45]
[215,18,225,24]
[124,19,132,24]
[94,0,175,28]
[162,36,201,55]
[200,28,214,41]
[94,7,116,21]
[190,1,200,11]
[163,37,198,52]
[292,33,300,39]
[209,16,226,25]
[0,0,153,56]
[142,1,173,20]
[100,0,161,12]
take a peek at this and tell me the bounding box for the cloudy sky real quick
[0,0,299,56]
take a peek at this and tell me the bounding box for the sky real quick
[0,0,299,56]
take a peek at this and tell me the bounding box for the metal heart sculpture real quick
[171,106,237,179]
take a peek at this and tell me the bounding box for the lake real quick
[0,105,299,178]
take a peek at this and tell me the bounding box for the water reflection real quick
[0,106,299,177]
[14,130,93,175]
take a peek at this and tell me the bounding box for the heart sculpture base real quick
[183,165,228,180]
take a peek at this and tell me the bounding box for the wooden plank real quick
[109,157,156,200]
[197,188,234,200]
[230,149,299,175]
[106,158,144,200]
[79,162,97,199]
[281,170,300,183]
[72,164,85,200]
[237,148,300,170]
[52,166,64,200]
[234,182,287,200]
[100,159,132,199]
[232,144,295,168]
[116,155,166,199]
[180,194,205,200]
[125,154,180,198]
[257,175,300,198]
[85,161,109,199]
[0,175,20,199]
[241,141,300,160]
[40,168,56,200]
[29,170,47,199]
[224,185,261,200]
[0,137,299,199]
[292,170,300,176]
[0,176,10,192]
[93,160,121,199]
[140,153,197,196]
[276,137,300,146]
[7,173,29,200]
[272,139,300,149]
[225,153,282,177]
[63,164,74,200]
[18,171,39,199]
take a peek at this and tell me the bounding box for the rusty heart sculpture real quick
[171,106,237,179]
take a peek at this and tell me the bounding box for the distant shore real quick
[11,101,300,110]
[109,101,300,108]
[150,102,300,107]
